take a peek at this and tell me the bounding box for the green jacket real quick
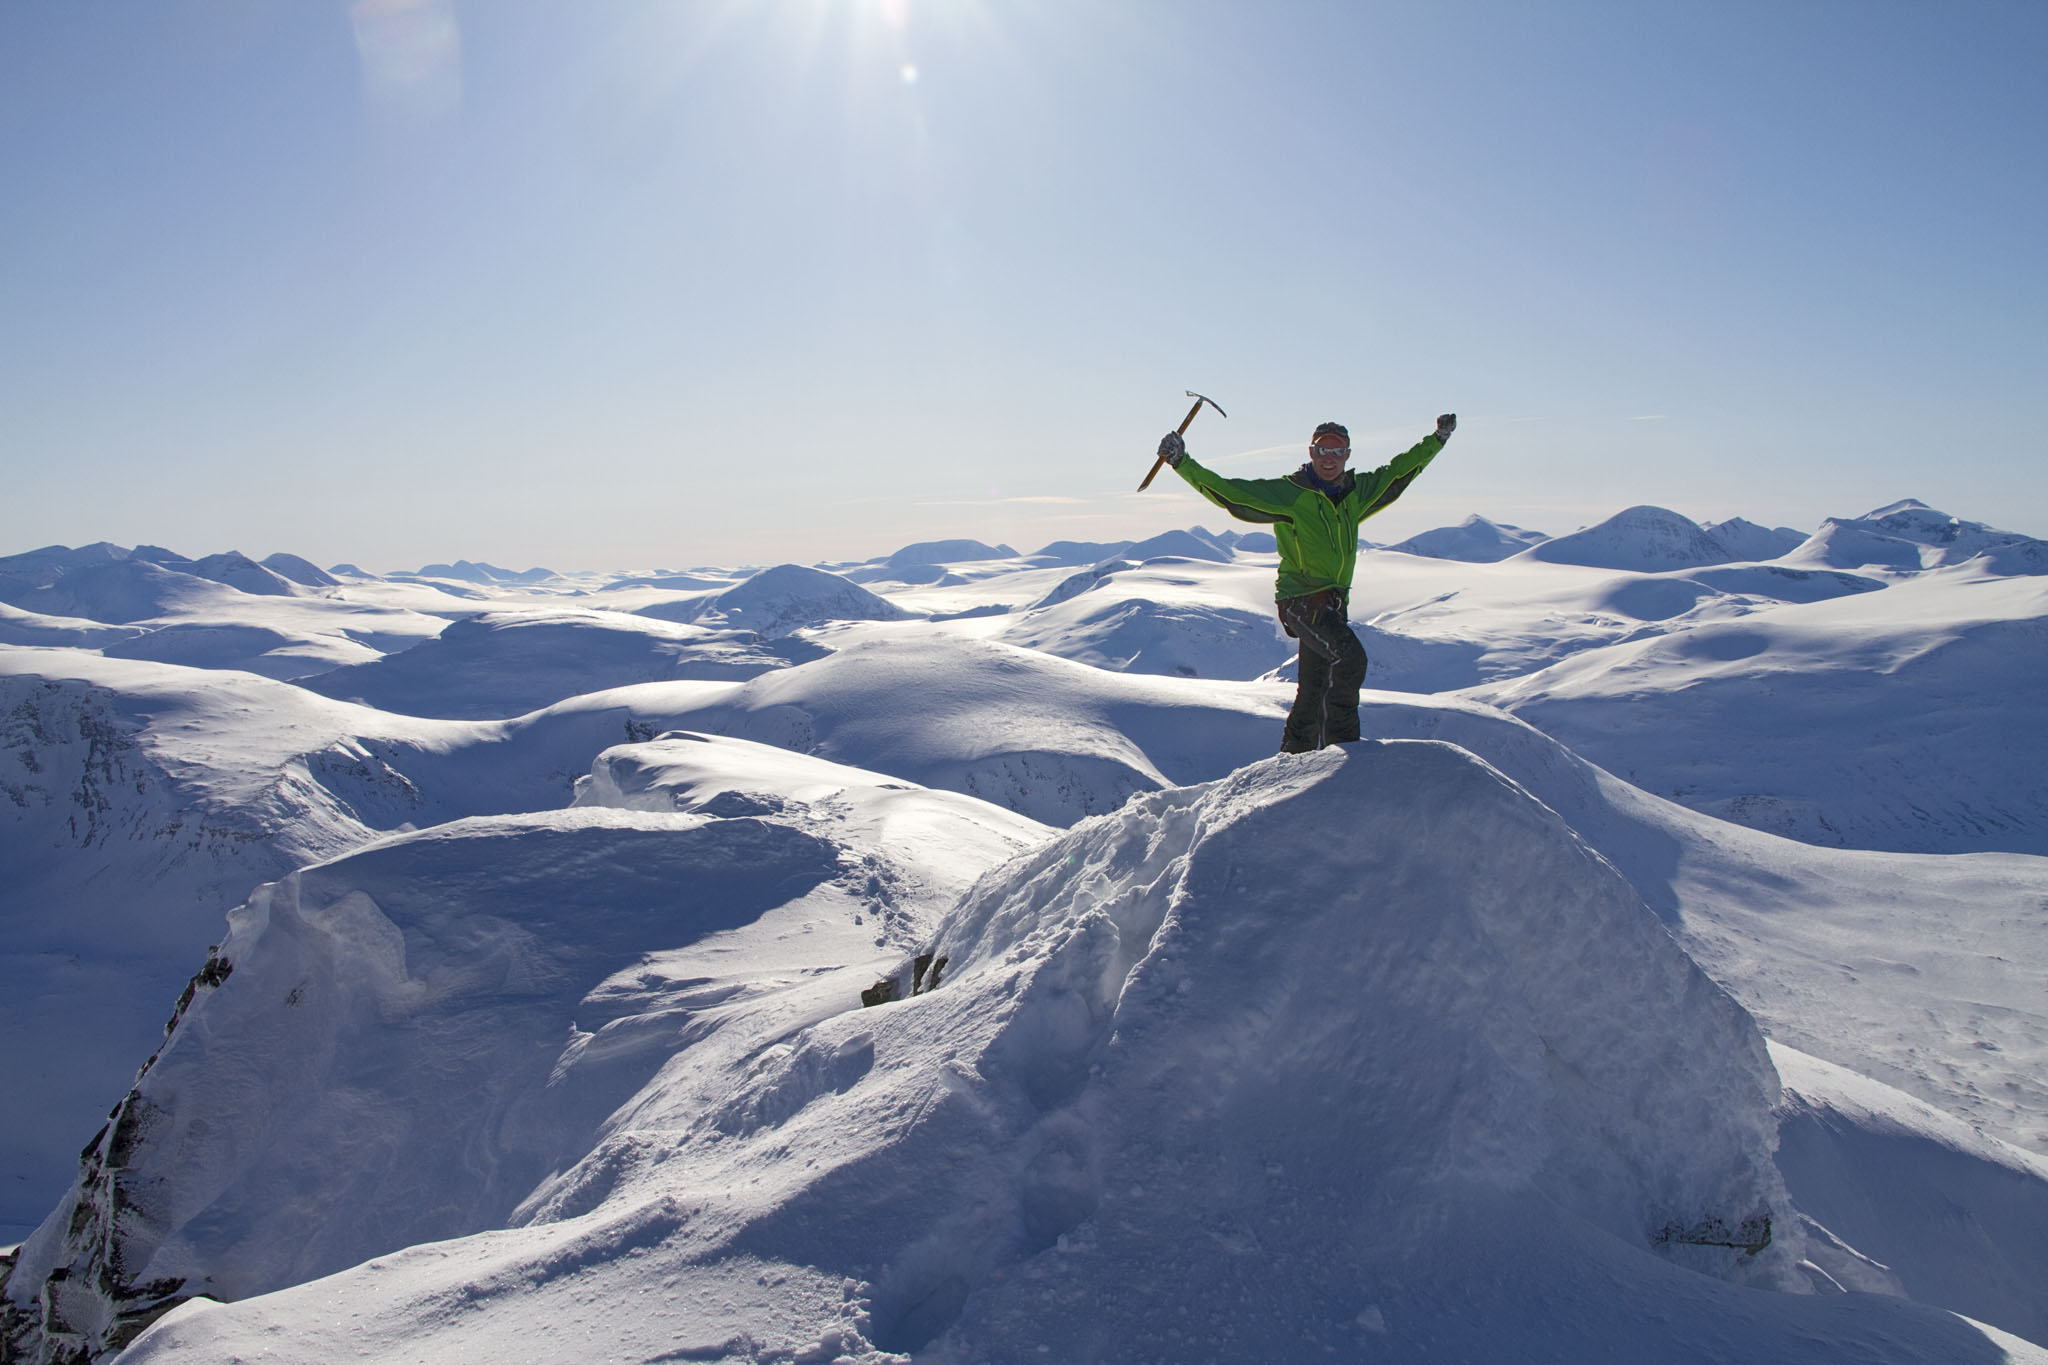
[1173,433,1445,599]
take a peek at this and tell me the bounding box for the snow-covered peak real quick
[1386,513,1551,562]
[260,553,341,588]
[883,538,1016,568]
[1861,497,1935,520]
[1106,527,1233,564]
[708,563,916,637]
[185,551,300,598]
[1025,538,1134,567]
[0,544,254,623]
[1521,505,1738,571]
[402,559,558,585]
[1785,501,2048,574]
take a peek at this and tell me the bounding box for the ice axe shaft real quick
[1138,390,1227,491]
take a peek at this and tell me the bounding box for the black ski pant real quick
[1277,590,1369,754]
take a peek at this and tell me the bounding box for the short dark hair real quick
[1312,421,1349,443]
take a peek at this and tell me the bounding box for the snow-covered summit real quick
[705,563,917,637]
[0,543,256,623]
[1785,499,2048,574]
[883,538,1016,568]
[259,553,341,588]
[1385,513,1550,562]
[398,559,559,585]
[23,740,2028,1363]
[1520,505,1747,571]
[1105,527,1233,564]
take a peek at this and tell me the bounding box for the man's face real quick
[1310,432,1350,482]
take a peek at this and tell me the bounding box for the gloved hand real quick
[1157,430,1186,467]
[1435,413,1457,443]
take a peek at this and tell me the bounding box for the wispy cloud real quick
[910,495,1093,509]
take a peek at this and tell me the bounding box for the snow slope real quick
[23,742,2038,1363]
[996,558,1291,680]
[584,629,1285,826]
[1704,517,1806,562]
[0,651,473,1236]
[0,602,143,649]
[299,608,813,719]
[1471,566,2048,853]
[1348,693,2048,1161]
[1771,1042,2048,1346]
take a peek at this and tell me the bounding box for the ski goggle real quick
[1310,444,1350,458]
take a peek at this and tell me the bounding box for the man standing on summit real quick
[1155,413,1456,753]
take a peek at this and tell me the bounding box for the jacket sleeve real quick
[1352,433,1444,522]
[1172,457,1300,526]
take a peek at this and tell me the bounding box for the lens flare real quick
[349,0,461,125]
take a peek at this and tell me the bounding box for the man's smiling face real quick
[1309,431,1350,483]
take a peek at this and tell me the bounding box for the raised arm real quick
[1354,414,1456,521]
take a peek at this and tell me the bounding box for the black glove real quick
[1157,430,1186,467]
[1435,413,1457,443]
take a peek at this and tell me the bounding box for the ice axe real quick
[1137,390,1227,491]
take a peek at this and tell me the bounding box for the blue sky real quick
[3,0,2043,570]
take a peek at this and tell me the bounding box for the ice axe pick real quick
[1138,390,1227,491]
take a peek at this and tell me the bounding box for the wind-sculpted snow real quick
[1770,1043,2048,1345]
[618,631,1283,825]
[573,731,1051,909]
[0,631,1275,1233]
[63,742,2034,1364]
[4,741,1047,1360]
[0,652,472,1235]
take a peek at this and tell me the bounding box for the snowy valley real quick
[2,499,2046,1363]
